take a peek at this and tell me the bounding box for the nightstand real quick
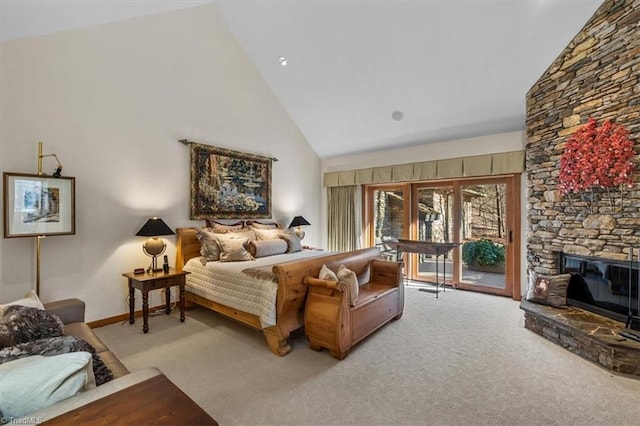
[122,268,190,333]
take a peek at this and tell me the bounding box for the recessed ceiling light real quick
[391,110,404,121]
[278,56,287,66]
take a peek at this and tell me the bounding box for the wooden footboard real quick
[175,227,381,356]
[175,227,301,356]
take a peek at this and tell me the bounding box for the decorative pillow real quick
[0,306,64,349]
[0,352,94,420]
[357,263,371,286]
[253,228,283,241]
[526,271,572,308]
[319,264,338,281]
[196,227,221,263]
[227,228,256,238]
[337,264,359,306]
[205,220,244,232]
[197,228,256,264]
[247,239,288,258]
[218,236,253,262]
[0,291,45,316]
[279,230,302,253]
[0,335,113,386]
[246,220,281,229]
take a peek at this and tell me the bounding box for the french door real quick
[412,184,456,285]
[365,175,521,299]
[366,184,410,259]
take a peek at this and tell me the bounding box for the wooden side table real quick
[122,268,190,333]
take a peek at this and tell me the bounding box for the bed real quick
[175,226,332,356]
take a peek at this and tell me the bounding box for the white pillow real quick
[0,352,94,420]
[196,227,221,263]
[196,228,257,264]
[253,228,283,241]
[279,230,302,253]
[218,236,253,262]
[0,291,45,316]
[337,264,359,306]
[248,239,288,258]
[318,264,338,281]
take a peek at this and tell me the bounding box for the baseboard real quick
[87,304,172,329]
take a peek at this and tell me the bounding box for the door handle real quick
[509,230,513,243]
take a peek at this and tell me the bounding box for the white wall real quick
[0,4,321,321]
[321,131,525,172]
[320,130,528,295]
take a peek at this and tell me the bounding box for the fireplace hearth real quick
[520,299,640,376]
[520,252,640,376]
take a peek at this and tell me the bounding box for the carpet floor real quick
[94,287,640,425]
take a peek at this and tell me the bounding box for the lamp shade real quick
[135,217,175,237]
[288,216,311,228]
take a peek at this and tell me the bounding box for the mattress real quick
[183,250,328,328]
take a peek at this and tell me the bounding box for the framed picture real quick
[190,143,272,219]
[3,172,76,238]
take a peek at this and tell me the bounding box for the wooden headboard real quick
[175,227,200,271]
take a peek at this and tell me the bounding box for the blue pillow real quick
[0,352,94,421]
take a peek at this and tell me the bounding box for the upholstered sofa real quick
[1,298,162,422]
[44,298,129,378]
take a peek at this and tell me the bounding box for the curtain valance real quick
[323,150,524,187]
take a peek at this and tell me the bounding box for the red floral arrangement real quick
[558,117,635,209]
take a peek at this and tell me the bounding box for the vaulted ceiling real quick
[1,1,604,159]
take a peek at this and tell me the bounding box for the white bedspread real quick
[183,250,328,328]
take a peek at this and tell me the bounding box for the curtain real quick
[327,185,361,252]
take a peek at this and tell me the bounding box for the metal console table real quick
[386,239,460,298]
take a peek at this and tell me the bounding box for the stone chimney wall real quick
[526,0,640,275]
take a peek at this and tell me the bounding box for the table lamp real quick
[288,216,310,240]
[136,217,175,272]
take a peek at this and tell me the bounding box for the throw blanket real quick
[0,335,113,386]
[184,249,329,328]
[0,305,64,348]
[0,305,113,386]
[0,324,113,386]
[242,265,278,283]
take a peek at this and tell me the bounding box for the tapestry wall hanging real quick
[190,143,272,219]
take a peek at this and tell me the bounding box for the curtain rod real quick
[178,139,278,162]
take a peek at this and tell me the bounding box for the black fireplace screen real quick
[560,253,639,328]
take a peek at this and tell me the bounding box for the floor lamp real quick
[4,143,74,296]
[36,142,63,294]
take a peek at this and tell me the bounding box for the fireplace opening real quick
[559,252,640,330]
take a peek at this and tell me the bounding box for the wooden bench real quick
[302,254,404,359]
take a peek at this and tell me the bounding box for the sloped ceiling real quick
[1,1,603,159]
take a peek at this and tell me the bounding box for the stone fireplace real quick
[527,0,640,274]
[524,0,640,374]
